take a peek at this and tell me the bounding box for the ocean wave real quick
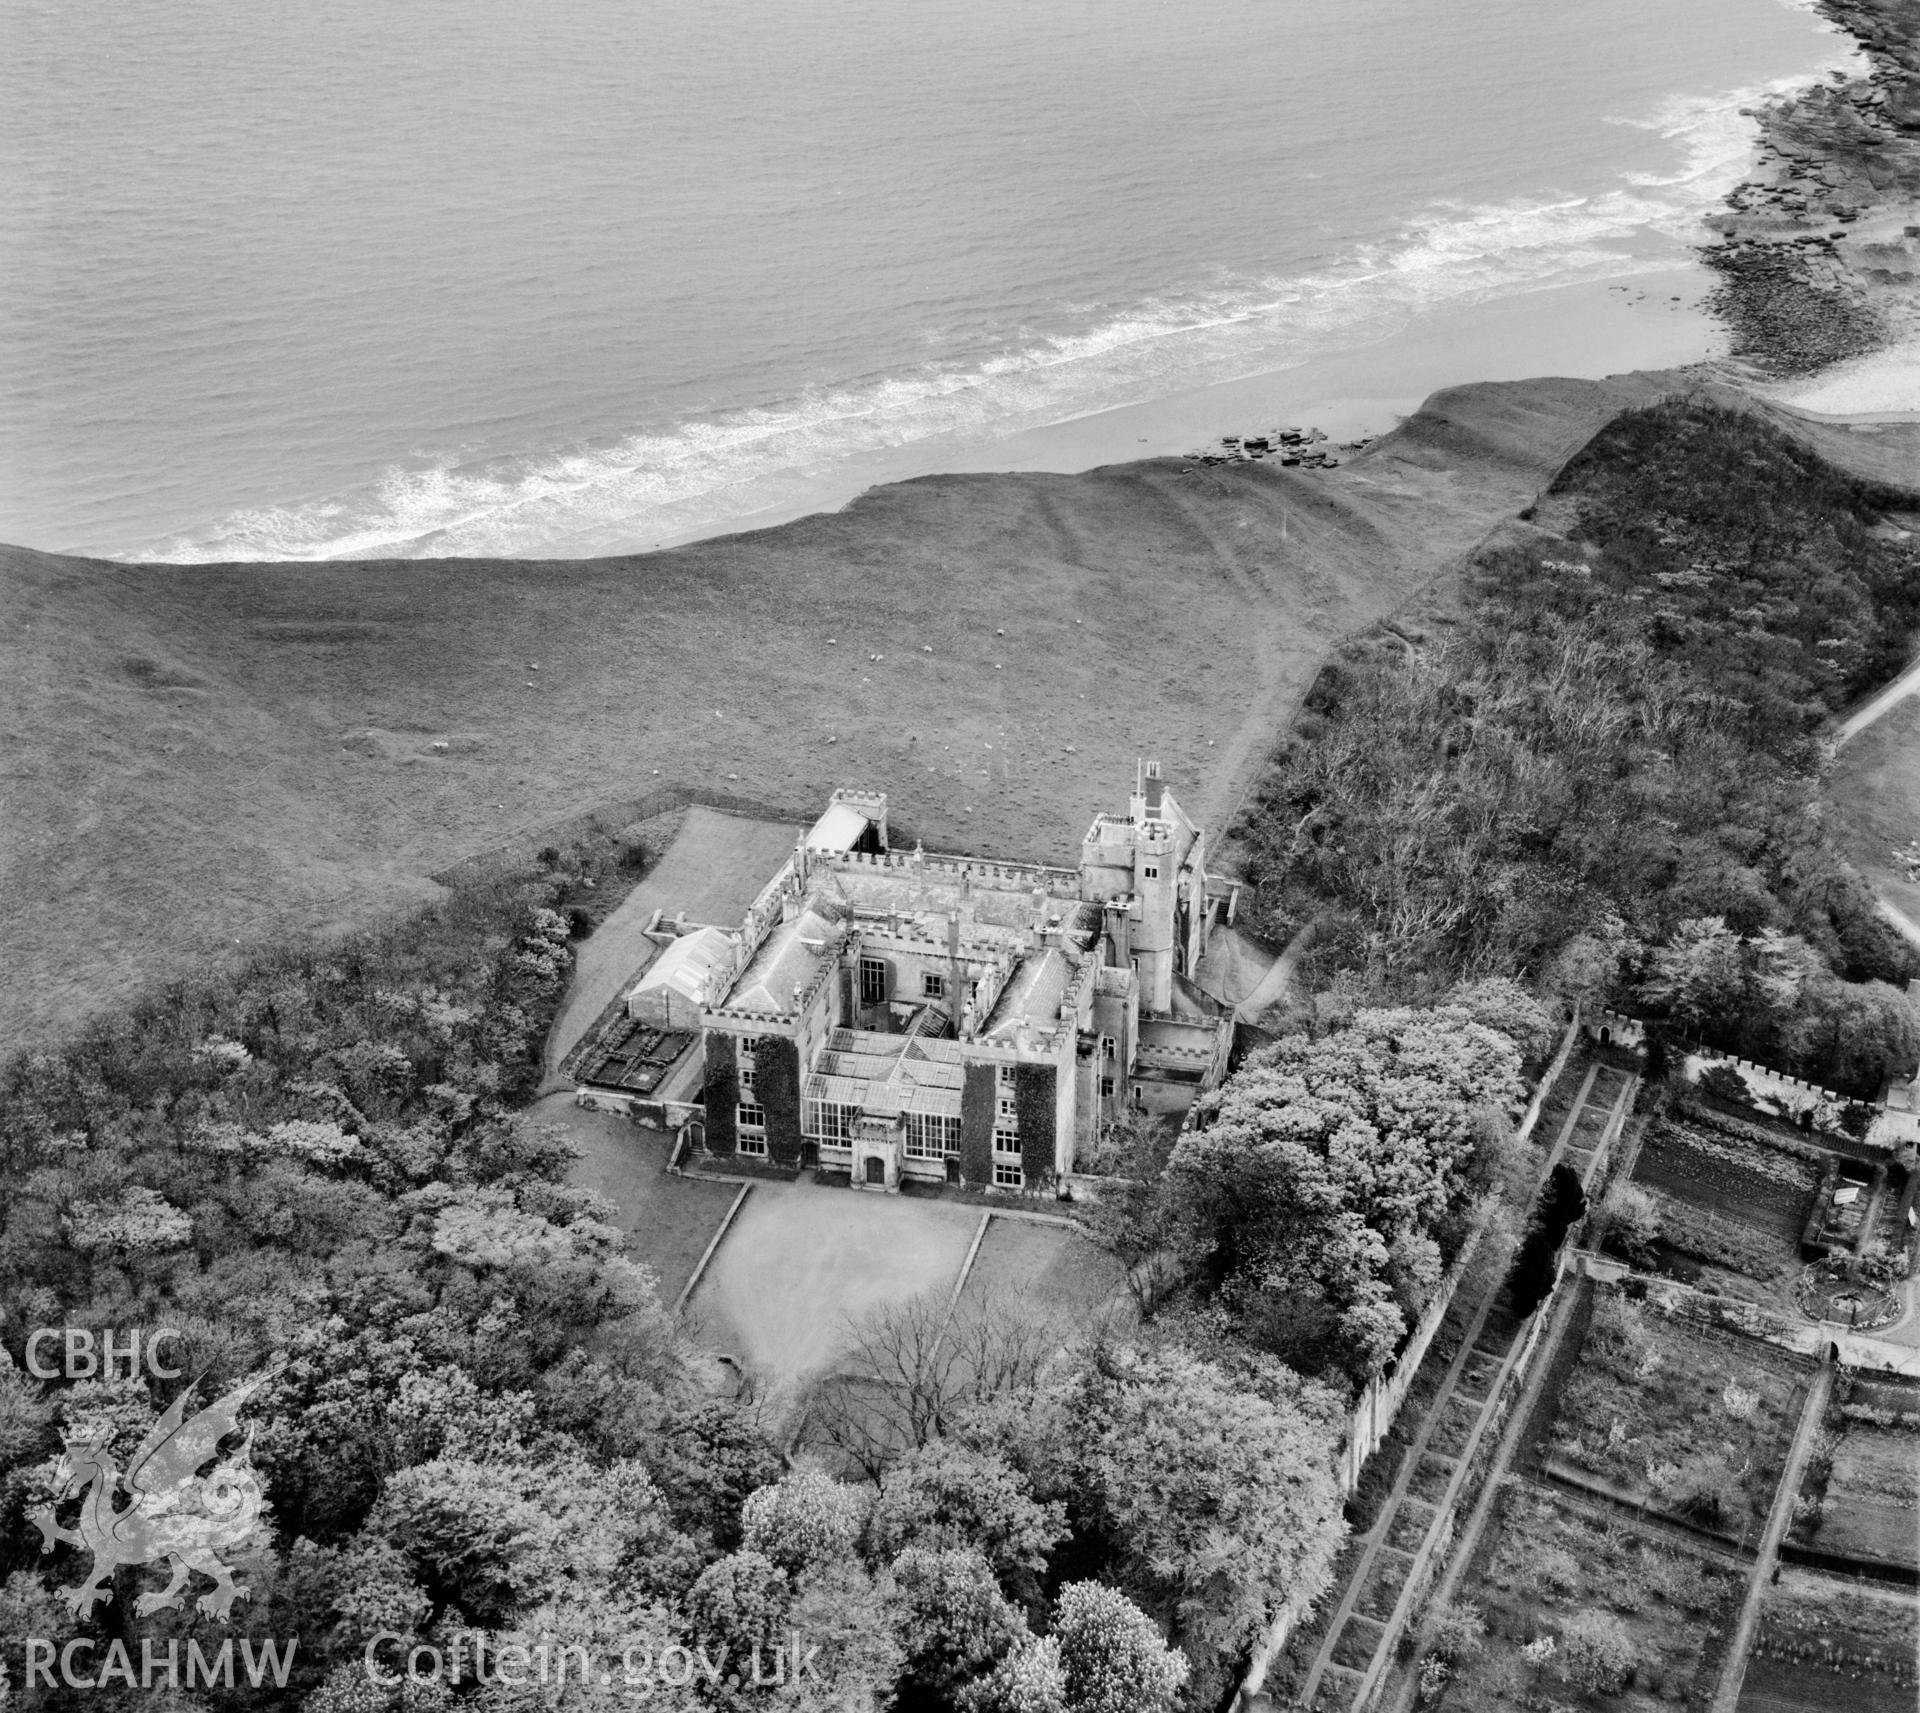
[144,72,1841,564]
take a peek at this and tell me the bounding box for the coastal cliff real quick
[4,376,1915,1049]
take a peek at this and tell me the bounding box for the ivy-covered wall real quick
[704,1033,738,1156]
[757,1033,804,1168]
[1014,1061,1057,1191]
[960,1062,995,1188]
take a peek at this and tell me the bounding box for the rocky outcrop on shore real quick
[1703,0,1920,375]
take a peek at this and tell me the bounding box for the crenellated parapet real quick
[823,846,1081,897]
[1136,1039,1216,1071]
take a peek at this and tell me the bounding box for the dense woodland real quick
[1237,401,1920,1096]
[0,834,1354,1713]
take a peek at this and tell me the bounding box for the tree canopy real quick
[1235,402,1919,1094]
[1166,1004,1524,1379]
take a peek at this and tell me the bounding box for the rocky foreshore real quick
[1702,0,1920,376]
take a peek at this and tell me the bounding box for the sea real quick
[0,0,1858,563]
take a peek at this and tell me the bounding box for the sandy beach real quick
[1763,335,1920,412]
[680,0,1918,544]
[629,261,1731,553]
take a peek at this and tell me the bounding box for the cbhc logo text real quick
[24,1328,184,1380]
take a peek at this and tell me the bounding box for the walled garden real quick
[1630,1111,1823,1248]
[1739,1567,1919,1713]
[1425,1481,1746,1711]
[1543,1287,1812,1540]
[1616,1101,1915,1329]
[1787,1372,1920,1576]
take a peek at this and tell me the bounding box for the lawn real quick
[687,1178,982,1411]
[957,1213,1130,1327]
[538,1091,742,1302]
[1739,1567,1920,1713]
[1828,689,1920,941]
[1432,1480,1746,1711]
[6,399,1543,1052]
[1544,1287,1811,1538]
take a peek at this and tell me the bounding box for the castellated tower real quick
[1128,760,1178,1015]
[1079,759,1187,1017]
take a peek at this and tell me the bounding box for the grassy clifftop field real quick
[1830,694,1920,933]
[3,372,1914,1048]
[0,373,1676,1045]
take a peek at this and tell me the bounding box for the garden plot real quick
[1630,1114,1822,1247]
[1739,1567,1919,1713]
[1791,1390,1920,1574]
[1543,1287,1811,1538]
[1427,1480,1746,1712]
[1816,1424,1920,1569]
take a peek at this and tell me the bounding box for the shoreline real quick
[1696,0,1920,385]
[970,0,1918,491]
[607,263,1732,555]
[89,9,1878,566]
[524,0,1917,562]
[728,0,1917,540]
[31,4,1914,569]
[910,0,1919,495]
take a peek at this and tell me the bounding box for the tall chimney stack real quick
[948,911,965,1037]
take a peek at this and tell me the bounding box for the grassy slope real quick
[4,371,1912,1049]
[1808,397,1920,933]
[1829,692,1920,927]
[0,373,1677,1046]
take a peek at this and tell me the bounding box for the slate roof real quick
[981,948,1073,1042]
[806,801,872,852]
[722,906,840,1014]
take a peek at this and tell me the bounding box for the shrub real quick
[684,1550,791,1657]
[1051,1582,1188,1713]
[1670,1450,1743,1529]
[868,1440,1065,1593]
[1558,1609,1636,1695]
[1696,1062,1753,1106]
[890,1547,1027,1698]
[1597,1184,1661,1264]
[1530,1544,1582,1597]
[1720,1380,1759,1422]
[1446,976,1557,1061]
[1430,1601,1487,1664]
[1607,1562,1650,1615]
[961,1636,1067,1713]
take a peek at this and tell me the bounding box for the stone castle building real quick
[648,766,1238,1191]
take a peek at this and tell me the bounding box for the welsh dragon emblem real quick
[30,1372,271,1621]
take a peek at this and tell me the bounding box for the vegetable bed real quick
[1631,1117,1821,1245]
